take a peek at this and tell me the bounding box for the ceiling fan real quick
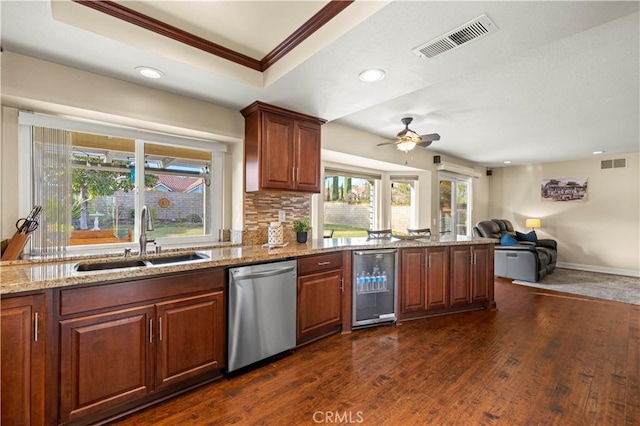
[377,117,441,152]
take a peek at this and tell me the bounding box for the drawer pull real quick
[317,261,331,266]
[149,319,153,343]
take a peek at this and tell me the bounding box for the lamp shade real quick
[525,218,541,229]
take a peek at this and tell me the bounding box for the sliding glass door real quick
[438,173,471,237]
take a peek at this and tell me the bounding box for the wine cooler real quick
[352,249,398,328]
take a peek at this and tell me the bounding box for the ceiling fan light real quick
[396,141,416,152]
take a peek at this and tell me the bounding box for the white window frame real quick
[18,112,226,253]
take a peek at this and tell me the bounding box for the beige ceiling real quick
[113,0,330,59]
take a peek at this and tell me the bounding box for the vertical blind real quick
[31,127,72,255]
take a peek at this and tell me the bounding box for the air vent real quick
[600,158,627,169]
[412,14,497,59]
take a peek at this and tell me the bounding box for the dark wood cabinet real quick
[1,294,45,426]
[450,244,494,305]
[59,305,154,423]
[293,120,322,192]
[400,244,493,320]
[57,269,225,424]
[400,248,425,313]
[400,247,448,317]
[471,244,493,303]
[297,252,343,344]
[156,292,225,390]
[241,101,325,193]
[449,245,472,305]
[425,247,450,310]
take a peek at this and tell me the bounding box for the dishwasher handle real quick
[232,266,296,280]
[353,249,397,256]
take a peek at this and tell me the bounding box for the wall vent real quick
[600,158,627,169]
[412,14,498,59]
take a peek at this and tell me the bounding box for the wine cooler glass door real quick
[352,249,397,327]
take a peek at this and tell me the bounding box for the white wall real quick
[489,154,640,275]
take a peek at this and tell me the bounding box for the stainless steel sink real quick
[147,252,209,266]
[74,252,209,272]
[75,259,148,272]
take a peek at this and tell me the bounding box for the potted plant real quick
[293,219,311,243]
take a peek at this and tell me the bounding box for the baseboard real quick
[557,262,640,278]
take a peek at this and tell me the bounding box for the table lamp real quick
[525,218,541,232]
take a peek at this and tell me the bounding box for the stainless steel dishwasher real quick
[227,260,297,372]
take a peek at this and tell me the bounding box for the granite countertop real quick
[0,236,495,295]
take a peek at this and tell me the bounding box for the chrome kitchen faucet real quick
[139,205,155,255]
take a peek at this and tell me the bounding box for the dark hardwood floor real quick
[113,278,639,425]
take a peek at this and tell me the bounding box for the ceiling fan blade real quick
[377,141,396,146]
[419,133,441,142]
[416,141,433,148]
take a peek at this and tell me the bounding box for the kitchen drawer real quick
[59,268,224,316]
[297,252,342,275]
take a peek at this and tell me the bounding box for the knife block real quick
[1,232,30,261]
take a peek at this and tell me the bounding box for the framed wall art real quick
[541,178,588,202]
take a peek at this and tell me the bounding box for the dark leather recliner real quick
[473,219,557,282]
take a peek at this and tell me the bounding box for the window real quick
[323,169,380,238]
[390,176,418,235]
[21,113,225,255]
[438,172,472,237]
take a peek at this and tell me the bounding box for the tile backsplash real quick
[242,192,311,245]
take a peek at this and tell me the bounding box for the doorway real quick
[438,173,471,237]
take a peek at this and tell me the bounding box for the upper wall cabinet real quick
[241,101,326,193]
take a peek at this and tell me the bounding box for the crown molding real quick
[73,0,354,72]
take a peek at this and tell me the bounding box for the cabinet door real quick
[293,120,321,192]
[449,246,472,305]
[297,270,342,344]
[261,112,294,190]
[59,306,154,424]
[400,249,425,313]
[156,292,225,390]
[1,295,45,426]
[472,245,493,302]
[425,247,449,310]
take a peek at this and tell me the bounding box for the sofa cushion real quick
[516,230,538,243]
[493,219,517,237]
[500,234,518,246]
[476,220,502,239]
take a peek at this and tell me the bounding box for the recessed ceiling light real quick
[592,150,605,155]
[503,160,512,164]
[359,68,386,83]
[136,66,164,79]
